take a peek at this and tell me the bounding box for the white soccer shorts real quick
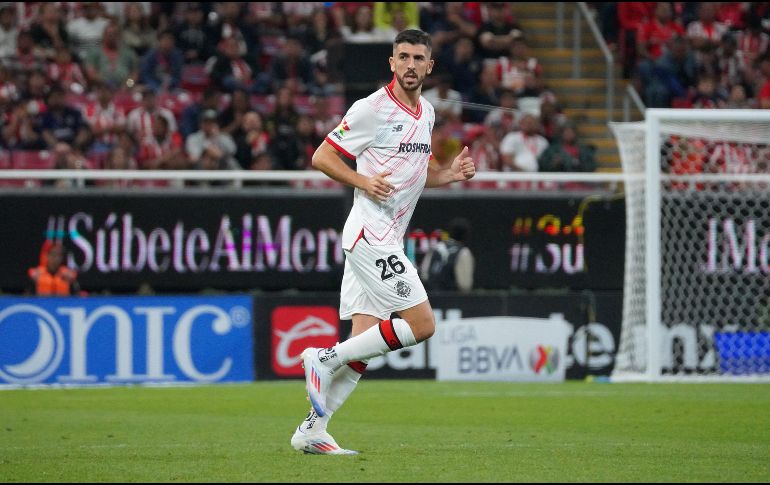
[339,238,428,321]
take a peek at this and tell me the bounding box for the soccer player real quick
[290,29,476,455]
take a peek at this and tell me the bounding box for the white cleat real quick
[301,348,333,417]
[291,427,358,455]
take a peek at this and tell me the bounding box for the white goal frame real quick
[613,108,770,382]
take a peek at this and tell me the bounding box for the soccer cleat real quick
[301,347,334,418]
[291,427,358,455]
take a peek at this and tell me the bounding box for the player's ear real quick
[389,56,395,72]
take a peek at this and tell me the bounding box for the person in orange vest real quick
[26,240,80,296]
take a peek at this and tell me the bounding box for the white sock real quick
[325,318,417,369]
[299,360,368,434]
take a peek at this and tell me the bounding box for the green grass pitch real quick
[1,381,768,482]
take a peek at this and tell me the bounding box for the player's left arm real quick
[425,146,476,188]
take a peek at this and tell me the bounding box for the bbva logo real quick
[0,301,252,385]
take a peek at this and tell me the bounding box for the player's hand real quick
[451,146,476,181]
[364,170,395,201]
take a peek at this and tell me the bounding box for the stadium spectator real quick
[477,2,523,60]
[127,86,177,142]
[754,56,770,109]
[26,240,80,296]
[374,2,420,42]
[716,33,747,94]
[496,37,543,96]
[136,113,186,171]
[642,34,697,107]
[423,73,462,122]
[500,113,549,172]
[105,144,136,169]
[180,87,222,139]
[539,97,568,143]
[437,35,482,98]
[538,123,597,173]
[140,30,184,92]
[303,8,343,57]
[99,145,138,189]
[83,21,139,89]
[0,5,17,60]
[2,99,46,150]
[50,141,92,188]
[484,89,520,139]
[207,36,258,93]
[617,2,654,78]
[427,3,479,58]
[716,2,747,30]
[28,2,69,62]
[173,2,215,63]
[82,81,127,154]
[635,2,685,82]
[467,65,502,122]
[374,3,420,32]
[185,109,240,173]
[691,76,727,109]
[21,69,49,110]
[121,2,157,58]
[232,110,270,170]
[267,86,300,138]
[340,5,385,43]
[208,2,256,63]
[736,14,770,71]
[269,35,314,94]
[0,63,19,106]
[9,30,45,74]
[312,95,342,139]
[686,3,728,53]
[726,83,751,108]
[47,46,88,95]
[219,89,254,136]
[67,1,110,60]
[430,118,462,168]
[269,113,312,172]
[39,86,90,150]
[465,126,503,186]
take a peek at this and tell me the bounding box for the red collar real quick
[386,76,422,120]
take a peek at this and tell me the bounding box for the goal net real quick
[611,109,770,381]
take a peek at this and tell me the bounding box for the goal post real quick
[611,109,770,382]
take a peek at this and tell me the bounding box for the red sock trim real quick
[378,319,403,351]
[347,361,368,374]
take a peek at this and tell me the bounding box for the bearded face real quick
[390,43,434,92]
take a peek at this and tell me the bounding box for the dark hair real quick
[394,29,432,52]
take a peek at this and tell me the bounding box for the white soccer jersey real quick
[326,79,435,250]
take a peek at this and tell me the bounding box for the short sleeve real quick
[325,99,377,159]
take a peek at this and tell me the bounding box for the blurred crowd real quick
[599,2,770,109]
[7,2,769,188]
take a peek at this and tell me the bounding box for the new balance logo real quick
[392,124,403,132]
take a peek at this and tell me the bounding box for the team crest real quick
[394,280,412,298]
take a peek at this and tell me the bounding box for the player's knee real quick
[412,314,435,342]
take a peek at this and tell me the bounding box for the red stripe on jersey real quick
[378,320,403,351]
[350,228,366,250]
[347,361,368,374]
[325,136,356,160]
[386,77,422,120]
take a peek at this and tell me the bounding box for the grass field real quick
[1,381,768,482]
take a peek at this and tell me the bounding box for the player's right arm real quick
[312,140,394,202]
